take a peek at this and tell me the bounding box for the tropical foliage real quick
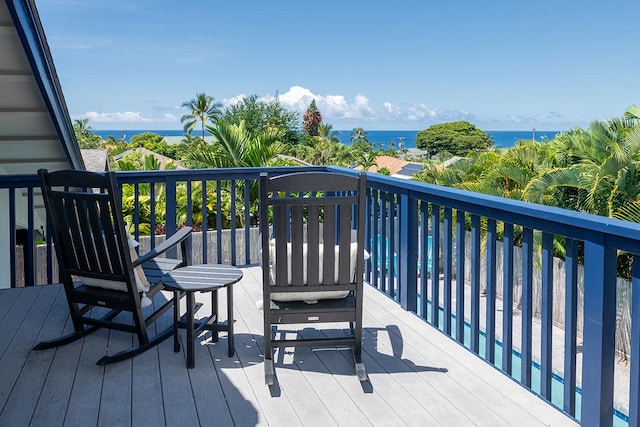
[73,119,101,149]
[219,94,300,145]
[415,121,493,156]
[187,120,285,169]
[414,107,640,277]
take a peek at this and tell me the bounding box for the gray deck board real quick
[0,266,577,427]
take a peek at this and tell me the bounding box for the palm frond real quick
[613,200,640,223]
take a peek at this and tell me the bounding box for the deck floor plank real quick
[131,299,167,427]
[224,268,306,427]
[365,283,575,426]
[30,290,79,427]
[62,328,109,426]
[359,295,516,426]
[0,285,60,425]
[0,266,578,427]
[230,267,348,427]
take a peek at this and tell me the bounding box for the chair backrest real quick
[259,171,366,300]
[38,169,136,292]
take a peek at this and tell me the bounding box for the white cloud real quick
[162,113,179,122]
[80,111,155,123]
[405,103,437,121]
[222,94,247,107]
[266,86,379,123]
[73,111,181,129]
[76,86,575,131]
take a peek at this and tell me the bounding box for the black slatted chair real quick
[259,171,367,385]
[33,169,192,365]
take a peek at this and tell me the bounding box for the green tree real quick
[186,120,285,169]
[181,93,222,140]
[525,114,640,218]
[350,127,368,144]
[73,118,101,149]
[318,122,341,143]
[129,132,178,159]
[220,94,300,145]
[102,135,128,158]
[415,121,493,156]
[186,120,286,227]
[303,100,322,136]
[357,151,378,172]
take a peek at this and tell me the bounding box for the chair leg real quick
[32,308,121,351]
[354,352,367,382]
[96,324,174,365]
[264,322,276,385]
[353,320,367,381]
[264,358,276,386]
[32,327,97,350]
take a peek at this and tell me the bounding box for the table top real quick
[160,264,243,292]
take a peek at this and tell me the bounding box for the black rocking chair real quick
[33,169,192,365]
[259,171,367,385]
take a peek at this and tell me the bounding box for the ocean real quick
[93,129,563,150]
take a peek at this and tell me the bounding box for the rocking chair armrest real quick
[134,226,193,266]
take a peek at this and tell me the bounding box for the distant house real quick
[113,147,186,170]
[81,149,110,172]
[356,155,425,179]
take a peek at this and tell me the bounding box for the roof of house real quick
[0,0,83,231]
[0,0,83,177]
[113,147,186,170]
[356,155,425,178]
[80,149,110,172]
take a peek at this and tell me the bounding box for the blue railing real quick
[2,165,639,427]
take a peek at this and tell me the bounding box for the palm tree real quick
[181,93,222,140]
[524,113,640,217]
[187,120,285,227]
[357,151,378,172]
[187,120,284,169]
[350,127,368,144]
[73,118,93,137]
[73,118,100,149]
[318,123,341,143]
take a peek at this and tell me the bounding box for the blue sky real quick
[37,0,640,132]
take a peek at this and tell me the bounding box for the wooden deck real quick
[0,265,577,426]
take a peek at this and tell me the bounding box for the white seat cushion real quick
[77,235,149,293]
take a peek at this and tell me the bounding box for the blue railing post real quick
[429,204,441,327]
[540,232,554,400]
[521,227,533,387]
[443,207,453,335]
[165,176,178,258]
[502,223,514,375]
[455,210,466,344]
[470,214,481,353]
[485,218,497,363]
[564,238,578,416]
[9,188,16,288]
[26,187,35,286]
[629,255,640,427]
[581,236,617,427]
[399,193,418,313]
